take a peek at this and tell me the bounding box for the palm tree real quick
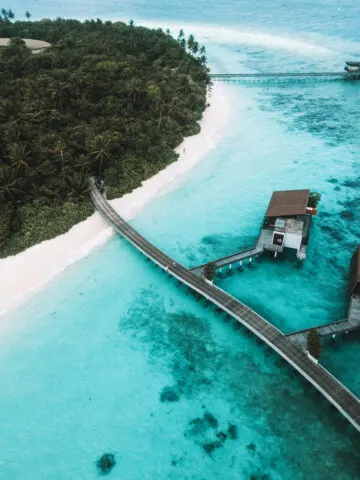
[74,154,91,174]
[65,172,89,201]
[54,139,66,173]
[0,166,23,202]
[126,77,144,102]
[1,8,8,21]
[187,34,195,53]
[5,121,20,143]
[50,82,72,112]
[90,136,112,175]
[69,73,91,99]
[0,100,17,122]
[25,10,31,20]
[7,9,15,20]
[8,143,31,172]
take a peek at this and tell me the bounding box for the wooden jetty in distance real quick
[210,62,360,82]
[89,178,360,433]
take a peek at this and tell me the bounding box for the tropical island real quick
[0,15,210,257]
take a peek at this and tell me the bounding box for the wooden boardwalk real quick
[210,72,360,82]
[287,296,360,350]
[190,247,263,276]
[89,179,360,433]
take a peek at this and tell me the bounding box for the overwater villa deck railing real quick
[89,178,360,433]
[263,243,284,253]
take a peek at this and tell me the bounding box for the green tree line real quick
[0,17,210,256]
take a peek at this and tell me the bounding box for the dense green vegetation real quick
[0,15,209,256]
[204,262,216,281]
[307,329,322,360]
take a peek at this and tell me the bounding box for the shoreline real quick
[0,81,233,318]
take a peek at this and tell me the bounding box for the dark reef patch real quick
[249,475,271,480]
[216,431,227,442]
[186,411,235,456]
[319,225,342,242]
[190,233,257,269]
[96,453,116,476]
[188,416,211,436]
[120,288,220,399]
[340,196,360,210]
[171,454,183,467]
[227,424,238,439]
[203,440,223,455]
[342,178,360,189]
[282,388,291,397]
[258,87,359,148]
[340,210,355,219]
[160,386,179,403]
[120,288,360,476]
[204,411,218,428]
[187,411,218,436]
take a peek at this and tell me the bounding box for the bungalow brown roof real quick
[349,246,360,295]
[266,189,310,217]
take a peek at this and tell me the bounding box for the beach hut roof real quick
[349,246,360,295]
[0,38,51,50]
[345,61,360,66]
[266,189,310,217]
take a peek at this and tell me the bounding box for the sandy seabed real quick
[0,82,233,317]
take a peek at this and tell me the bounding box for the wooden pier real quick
[210,72,360,83]
[190,247,263,276]
[89,178,360,433]
[287,296,360,351]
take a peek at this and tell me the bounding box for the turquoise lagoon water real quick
[1,1,360,478]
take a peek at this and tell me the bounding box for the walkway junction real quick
[89,179,360,433]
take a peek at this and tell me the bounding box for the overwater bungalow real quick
[349,246,360,296]
[257,189,318,261]
[344,61,360,73]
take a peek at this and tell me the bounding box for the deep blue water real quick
[1,1,360,478]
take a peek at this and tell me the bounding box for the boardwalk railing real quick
[287,296,360,351]
[89,178,360,433]
[190,246,262,276]
[210,72,360,82]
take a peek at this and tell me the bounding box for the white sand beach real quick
[0,82,233,317]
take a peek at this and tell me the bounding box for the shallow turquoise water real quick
[1,1,360,478]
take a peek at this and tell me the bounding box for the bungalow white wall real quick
[284,233,302,251]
